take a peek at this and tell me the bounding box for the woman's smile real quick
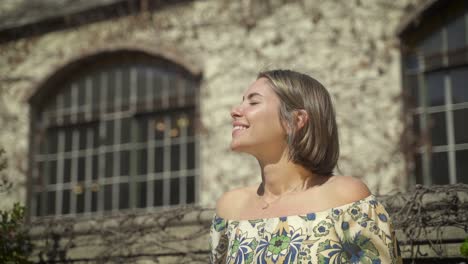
[232,121,249,137]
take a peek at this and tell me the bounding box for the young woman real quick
[210,70,402,263]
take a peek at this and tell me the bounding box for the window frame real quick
[400,1,468,186]
[27,51,201,219]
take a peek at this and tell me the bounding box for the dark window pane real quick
[422,28,444,68]
[105,152,113,178]
[137,182,147,208]
[447,15,466,52]
[456,150,468,184]
[36,162,45,186]
[150,71,163,100]
[35,163,43,187]
[120,150,130,176]
[78,157,85,182]
[137,119,148,142]
[136,67,147,103]
[64,128,73,152]
[451,68,468,104]
[426,72,445,107]
[119,183,129,209]
[187,112,195,137]
[62,190,70,214]
[64,158,72,183]
[63,86,72,110]
[76,190,85,214]
[35,193,42,216]
[104,121,114,145]
[121,68,130,111]
[79,127,87,150]
[47,130,58,154]
[92,155,99,180]
[187,142,195,170]
[170,178,179,205]
[412,114,421,146]
[154,147,164,172]
[168,75,178,98]
[107,70,116,111]
[39,133,46,155]
[92,73,100,108]
[404,54,419,71]
[171,144,180,171]
[454,108,468,144]
[137,149,147,175]
[121,118,131,144]
[428,112,447,146]
[63,113,72,126]
[186,176,195,204]
[91,191,98,212]
[414,154,423,185]
[47,96,58,113]
[77,79,86,107]
[46,191,56,215]
[421,28,443,55]
[93,125,100,148]
[431,152,449,185]
[154,179,163,206]
[405,74,420,107]
[41,162,48,184]
[104,184,113,211]
[48,160,57,185]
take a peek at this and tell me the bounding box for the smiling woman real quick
[210,69,402,263]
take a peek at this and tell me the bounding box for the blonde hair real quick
[257,69,339,176]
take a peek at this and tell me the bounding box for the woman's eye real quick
[249,102,259,105]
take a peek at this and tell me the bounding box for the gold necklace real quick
[259,182,305,210]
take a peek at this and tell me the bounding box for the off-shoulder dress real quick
[210,195,402,264]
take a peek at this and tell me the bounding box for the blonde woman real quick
[210,70,402,263]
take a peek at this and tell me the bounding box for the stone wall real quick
[0,0,426,210]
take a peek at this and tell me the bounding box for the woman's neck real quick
[259,155,317,197]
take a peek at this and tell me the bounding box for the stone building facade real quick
[0,0,467,262]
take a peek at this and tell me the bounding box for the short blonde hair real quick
[258,69,339,176]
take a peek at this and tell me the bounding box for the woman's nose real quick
[231,105,242,119]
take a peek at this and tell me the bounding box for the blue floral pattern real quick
[210,195,402,264]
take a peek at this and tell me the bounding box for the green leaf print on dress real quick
[227,229,258,264]
[254,217,306,264]
[213,215,227,232]
[317,229,381,264]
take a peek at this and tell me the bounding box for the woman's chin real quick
[230,143,241,151]
[230,141,247,152]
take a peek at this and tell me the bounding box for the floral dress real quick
[210,195,402,264]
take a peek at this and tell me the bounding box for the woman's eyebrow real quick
[242,92,263,101]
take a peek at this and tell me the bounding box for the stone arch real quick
[28,44,202,108]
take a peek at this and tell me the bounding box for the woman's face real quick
[230,77,288,157]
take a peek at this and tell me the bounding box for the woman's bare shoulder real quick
[320,175,371,205]
[215,185,258,219]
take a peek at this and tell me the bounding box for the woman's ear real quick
[295,109,309,130]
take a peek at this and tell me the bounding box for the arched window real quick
[400,1,468,185]
[29,51,200,217]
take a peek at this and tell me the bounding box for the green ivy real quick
[461,237,468,258]
[0,203,33,264]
